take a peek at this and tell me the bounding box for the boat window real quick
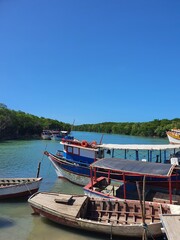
[96,150,104,158]
[107,149,111,155]
[67,146,73,153]
[73,147,79,155]
[175,151,180,157]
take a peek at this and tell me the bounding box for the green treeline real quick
[0,106,72,140]
[74,119,180,138]
[0,104,180,139]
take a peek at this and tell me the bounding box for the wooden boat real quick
[0,177,42,199]
[44,139,180,186]
[161,214,180,240]
[84,158,180,204]
[167,129,180,144]
[28,192,180,238]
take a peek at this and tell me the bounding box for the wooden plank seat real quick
[86,200,169,224]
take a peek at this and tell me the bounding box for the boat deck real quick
[0,178,42,186]
[29,192,88,218]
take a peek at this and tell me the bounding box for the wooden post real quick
[36,162,41,178]
[136,176,148,240]
[136,150,139,161]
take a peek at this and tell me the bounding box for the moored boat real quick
[0,177,42,199]
[84,158,180,204]
[28,192,180,239]
[166,129,180,144]
[50,130,74,141]
[41,130,51,140]
[44,139,180,186]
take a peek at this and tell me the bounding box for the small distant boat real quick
[41,130,51,140]
[166,129,180,144]
[50,130,74,141]
[50,130,62,141]
[0,177,42,199]
[28,192,180,238]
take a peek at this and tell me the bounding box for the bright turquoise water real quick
[0,131,168,240]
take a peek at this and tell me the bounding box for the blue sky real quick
[0,0,179,125]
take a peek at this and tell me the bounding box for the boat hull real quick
[47,153,90,185]
[47,152,180,189]
[31,205,163,237]
[0,178,42,199]
[29,192,177,238]
[167,133,180,144]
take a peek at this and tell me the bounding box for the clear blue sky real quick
[0,0,179,125]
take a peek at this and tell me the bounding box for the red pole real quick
[90,166,93,189]
[123,173,126,199]
[108,169,110,184]
[169,176,172,204]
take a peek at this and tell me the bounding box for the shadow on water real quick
[0,197,29,203]
[0,217,14,228]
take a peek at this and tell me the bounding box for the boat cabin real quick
[58,139,105,165]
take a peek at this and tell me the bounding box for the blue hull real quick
[46,152,180,187]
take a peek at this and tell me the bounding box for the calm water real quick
[0,131,168,240]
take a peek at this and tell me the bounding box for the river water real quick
[0,131,168,240]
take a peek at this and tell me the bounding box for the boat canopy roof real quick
[91,158,180,177]
[98,143,180,151]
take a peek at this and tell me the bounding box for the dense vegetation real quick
[0,104,72,140]
[0,103,180,140]
[74,119,180,138]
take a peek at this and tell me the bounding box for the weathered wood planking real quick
[161,214,180,240]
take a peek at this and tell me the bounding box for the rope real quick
[143,224,156,240]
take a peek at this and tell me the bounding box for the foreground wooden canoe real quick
[28,192,180,238]
[0,177,42,199]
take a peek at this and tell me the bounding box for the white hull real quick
[76,218,163,237]
[48,156,90,185]
[57,167,90,186]
[0,178,42,199]
[42,135,51,140]
[51,136,62,141]
[167,134,180,144]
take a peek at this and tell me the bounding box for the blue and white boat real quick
[44,139,101,185]
[44,140,180,186]
[50,130,74,141]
